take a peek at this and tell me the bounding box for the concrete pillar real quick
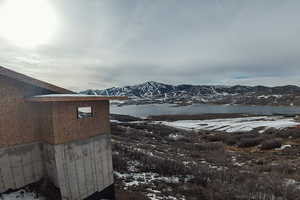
[43,134,114,200]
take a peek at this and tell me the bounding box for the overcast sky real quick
[0,0,300,91]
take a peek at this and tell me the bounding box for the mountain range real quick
[80,81,300,106]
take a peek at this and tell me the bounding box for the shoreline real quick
[111,113,299,123]
[112,101,300,108]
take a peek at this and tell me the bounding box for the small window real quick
[77,106,93,119]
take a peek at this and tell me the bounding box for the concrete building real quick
[0,66,126,199]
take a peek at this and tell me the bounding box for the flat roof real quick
[27,94,128,102]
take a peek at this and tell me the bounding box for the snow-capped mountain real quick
[80,81,300,106]
[81,81,175,97]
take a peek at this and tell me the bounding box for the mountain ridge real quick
[80,81,300,106]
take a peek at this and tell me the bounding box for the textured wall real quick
[0,142,44,193]
[52,101,110,144]
[0,134,114,199]
[46,134,113,200]
[0,75,52,148]
[43,142,59,187]
[0,74,110,146]
[39,103,55,144]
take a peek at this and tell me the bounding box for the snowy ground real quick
[160,116,300,133]
[1,189,44,200]
[115,170,187,200]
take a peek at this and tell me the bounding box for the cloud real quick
[0,0,300,91]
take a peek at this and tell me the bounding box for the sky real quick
[0,0,300,91]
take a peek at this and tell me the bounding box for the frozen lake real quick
[110,103,300,118]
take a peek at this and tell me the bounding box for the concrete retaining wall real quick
[43,143,59,187]
[0,142,44,193]
[0,134,114,200]
[54,134,113,200]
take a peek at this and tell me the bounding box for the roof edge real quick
[26,94,128,102]
[0,66,74,94]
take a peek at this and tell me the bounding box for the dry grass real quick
[115,190,149,200]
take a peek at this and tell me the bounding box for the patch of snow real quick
[146,189,186,200]
[257,95,282,99]
[231,156,245,167]
[127,160,141,172]
[110,119,122,123]
[285,178,300,189]
[110,100,125,103]
[126,121,146,124]
[199,160,227,171]
[114,171,188,187]
[168,134,184,141]
[1,189,45,200]
[146,193,183,200]
[276,144,292,150]
[160,116,300,133]
[133,147,155,157]
[183,161,197,166]
[147,188,161,193]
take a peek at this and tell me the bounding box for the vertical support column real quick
[49,134,114,200]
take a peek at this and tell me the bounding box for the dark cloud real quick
[0,0,300,91]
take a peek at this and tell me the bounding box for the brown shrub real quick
[274,127,300,139]
[115,190,148,200]
[260,139,282,150]
[112,153,128,172]
[238,137,262,148]
[139,157,188,176]
[224,135,241,146]
[193,168,300,200]
[224,133,263,146]
[258,163,297,176]
[205,134,227,142]
[194,142,224,152]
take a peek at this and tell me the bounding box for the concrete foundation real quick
[49,134,114,200]
[0,142,44,193]
[0,134,114,200]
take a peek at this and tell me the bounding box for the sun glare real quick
[0,0,58,48]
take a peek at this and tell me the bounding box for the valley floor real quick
[112,114,300,200]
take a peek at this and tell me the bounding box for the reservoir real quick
[110,103,300,118]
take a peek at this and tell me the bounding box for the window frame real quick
[77,106,93,119]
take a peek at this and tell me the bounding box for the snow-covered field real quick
[161,116,300,133]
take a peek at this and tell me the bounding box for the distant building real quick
[0,66,126,199]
